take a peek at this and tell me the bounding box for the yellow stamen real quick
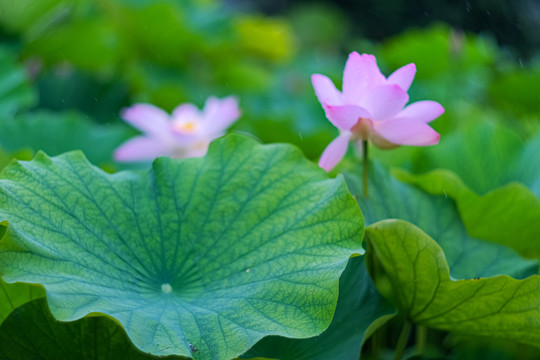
[173,121,198,134]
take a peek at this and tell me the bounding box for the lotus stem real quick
[362,140,368,197]
[416,325,427,356]
[369,329,379,360]
[393,321,412,360]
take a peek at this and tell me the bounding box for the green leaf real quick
[0,110,130,167]
[513,130,540,198]
[365,219,540,348]
[412,121,529,195]
[377,24,494,116]
[344,163,537,280]
[0,298,184,360]
[449,335,540,360]
[0,278,44,326]
[395,169,540,259]
[24,17,129,72]
[37,69,130,123]
[241,256,396,360]
[489,68,540,117]
[0,221,45,324]
[390,120,540,258]
[0,0,64,35]
[380,24,494,80]
[118,3,200,68]
[0,147,33,171]
[0,134,364,360]
[0,46,37,116]
[0,217,44,325]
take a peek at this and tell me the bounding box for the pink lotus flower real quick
[114,96,240,162]
[313,52,444,171]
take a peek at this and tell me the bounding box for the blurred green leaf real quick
[0,0,63,34]
[395,169,540,259]
[449,335,540,360]
[380,25,451,78]
[376,24,495,128]
[0,47,36,116]
[24,18,128,73]
[392,121,540,258]
[0,146,33,172]
[365,219,540,349]
[413,121,524,194]
[379,24,495,80]
[287,3,348,51]
[115,3,199,68]
[515,131,540,198]
[0,110,130,166]
[489,68,540,117]
[37,69,130,122]
[233,15,295,63]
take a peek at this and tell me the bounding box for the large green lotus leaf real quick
[241,256,396,360]
[395,169,540,259]
[365,219,540,348]
[0,46,36,116]
[0,134,364,360]
[344,163,536,280]
[0,110,130,167]
[0,298,183,360]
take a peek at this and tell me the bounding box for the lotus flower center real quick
[172,120,198,134]
[161,283,173,293]
[351,118,373,140]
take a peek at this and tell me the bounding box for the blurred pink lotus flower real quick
[312,52,444,171]
[115,96,240,162]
